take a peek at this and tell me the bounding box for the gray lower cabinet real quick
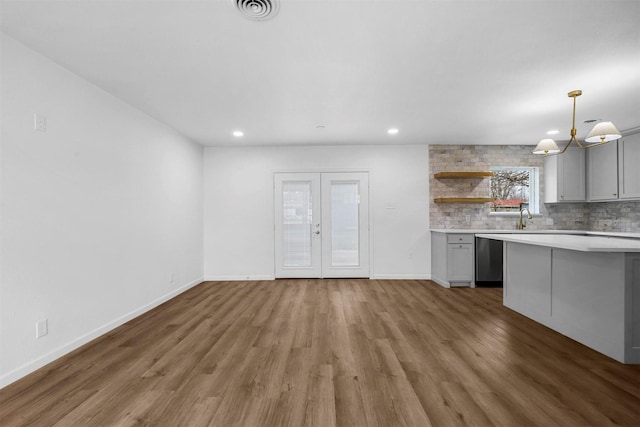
[431,232,474,287]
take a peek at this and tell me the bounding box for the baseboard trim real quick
[0,277,204,389]
[203,275,275,281]
[204,276,432,281]
[370,274,431,280]
[430,276,451,288]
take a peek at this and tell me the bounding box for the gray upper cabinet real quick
[618,133,640,199]
[544,147,586,203]
[587,140,619,201]
[587,133,640,202]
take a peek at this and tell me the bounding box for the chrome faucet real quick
[518,203,532,230]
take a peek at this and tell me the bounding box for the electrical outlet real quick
[36,319,48,338]
[34,114,46,132]
[408,251,414,259]
[601,219,613,230]
[465,215,471,223]
[545,218,554,226]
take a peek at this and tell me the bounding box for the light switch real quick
[34,113,46,132]
[36,319,48,338]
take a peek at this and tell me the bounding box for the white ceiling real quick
[1,0,639,147]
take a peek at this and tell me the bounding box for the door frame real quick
[273,169,371,279]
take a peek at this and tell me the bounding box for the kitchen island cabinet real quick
[476,233,640,364]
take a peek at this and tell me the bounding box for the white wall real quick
[0,34,204,387]
[203,145,430,280]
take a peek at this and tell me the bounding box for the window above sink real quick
[489,166,540,215]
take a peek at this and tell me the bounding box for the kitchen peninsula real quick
[475,233,640,364]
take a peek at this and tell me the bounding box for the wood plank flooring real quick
[1,279,639,426]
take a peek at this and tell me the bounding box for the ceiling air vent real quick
[232,0,280,21]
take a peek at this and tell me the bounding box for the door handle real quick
[314,231,320,235]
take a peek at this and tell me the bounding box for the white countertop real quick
[430,229,640,239]
[431,229,583,235]
[474,233,640,252]
[584,231,640,239]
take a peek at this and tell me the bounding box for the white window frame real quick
[488,166,540,216]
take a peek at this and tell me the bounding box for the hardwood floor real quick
[1,279,639,426]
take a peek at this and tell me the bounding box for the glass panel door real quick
[282,181,313,267]
[275,172,369,278]
[275,173,321,278]
[329,181,360,267]
[321,172,369,278]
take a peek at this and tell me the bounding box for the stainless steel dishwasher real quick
[475,236,503,287]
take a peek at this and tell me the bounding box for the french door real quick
[274,172,369,278]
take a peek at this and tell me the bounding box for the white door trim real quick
[274,171,370,279]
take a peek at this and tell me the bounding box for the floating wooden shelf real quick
[434,171,494,179]
[434,197,493,204]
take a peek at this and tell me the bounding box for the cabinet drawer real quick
[447,234,474,244]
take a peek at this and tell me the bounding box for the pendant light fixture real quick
[532,138,560,155]
[533,90,622,155]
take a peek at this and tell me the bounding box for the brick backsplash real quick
[587,201,640,232]
[429,145,639,232]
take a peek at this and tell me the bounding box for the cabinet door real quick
[543,155,559,203]
[588,141,619,201]
[619,133,640,199]
[558,148,586,201]
[447,243,473,282]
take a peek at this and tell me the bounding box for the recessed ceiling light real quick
[388,128,399,135]
[546,130,559,135]
[233,130,244,137]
